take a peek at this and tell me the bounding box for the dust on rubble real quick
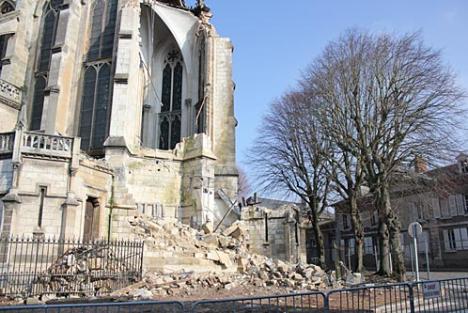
[111,215,339,300]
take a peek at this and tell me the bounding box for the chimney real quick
[414,155,428,173]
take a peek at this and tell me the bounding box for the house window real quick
[444,228,468,251]
[342,214,350,230]
[158,50,183,150]
[364,237,373,255]
[264,213,269,242]
[448,229,456,250]
[465,195,468,214]
[448,195,458,217]
[78,0,118,154]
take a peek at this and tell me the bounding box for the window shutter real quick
[454,228,462,250]
[443,230,450,251]
[432,197,441,218]
[440,198,449,218]
[456,194,465,216]
[461,228,468,250]
[449,195,458,217]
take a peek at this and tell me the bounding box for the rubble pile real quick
[115,215,333,299]
[37,245,137,295]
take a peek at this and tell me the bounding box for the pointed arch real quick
[78,0,118,154]
[30,0,63,130]
[0,1,14,15]
[158,49,183,150]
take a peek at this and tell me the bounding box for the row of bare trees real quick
[249,30,465,280]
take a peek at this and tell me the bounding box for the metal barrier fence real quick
[191,291,326,312]
[326,282,412,312]
[0,277,467,312]
[0,237,144,297]
[0,300,185,313]
[189,277,468,312]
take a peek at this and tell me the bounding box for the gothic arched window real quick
[158,50,183,150]
[196,37,206,134]
[0,1,15,15]
[0,33,12,77]
[78,0,118,154]
[30,0,63,130]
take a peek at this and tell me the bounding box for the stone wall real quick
[241,205,306,264]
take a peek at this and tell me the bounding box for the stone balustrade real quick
[0,132,15,154]
[0,79,21,108]
[21,132,74,158]
[0,131,76,159]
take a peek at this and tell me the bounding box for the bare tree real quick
[249,91,333,268]
[304,30,465,279]
[237,165,252,199]
[314,102,366,273]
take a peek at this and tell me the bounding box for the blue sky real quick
[192,1,468,170]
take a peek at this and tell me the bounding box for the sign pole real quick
[425,236,431,280]
[413,224,420,282]
[408,222,423,282]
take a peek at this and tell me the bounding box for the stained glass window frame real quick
[30,1,63,131]
[158,49,183,150]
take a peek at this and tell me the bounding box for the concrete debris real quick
[113,215,333,299]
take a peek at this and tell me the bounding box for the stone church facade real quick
[0,0,238,240]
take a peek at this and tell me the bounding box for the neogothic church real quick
[0,0,238,240]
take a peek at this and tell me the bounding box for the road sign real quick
[408,222,423,238]
[423,281,441,299]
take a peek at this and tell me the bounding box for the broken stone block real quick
[203,234,219,247]
[26,297,43,305]
[131,288,153,299]
[222,222,244,239]
[237,257,249,273]
[218,236,234,249]
[290,273,304,281]
[202,221,214,234]
[206,251,220,262]
[258,270,269,280]
[216,251,233,268]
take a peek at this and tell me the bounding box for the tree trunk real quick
[350,194,364,273]
[383,185,406,281]
[310,205,326,269]
[377,218,391,276]
[375,184,406,279]
[375,186,391,276]
[313,222,326,268]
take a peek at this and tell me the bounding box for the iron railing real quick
[0,236,144,298]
